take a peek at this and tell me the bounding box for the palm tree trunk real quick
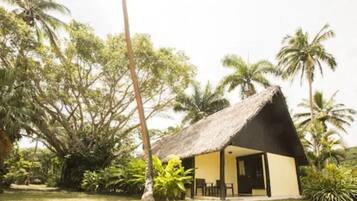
[307,69,314,120]
[0,130,12,166]
[121,1,155,201]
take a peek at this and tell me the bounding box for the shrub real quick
[302,164,357,201]
[81,155,193,200]
[3,155,33,184]
[2,147,62,186]
[46,172,61,187]
[126,156,192,200]
[81,171,102,192]
[121,158,146,194]
[153,156,192,200]
[81,160,144,193]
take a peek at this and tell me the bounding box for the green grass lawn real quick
[0,191,306,201]
[0,185,305,201]
[0,191,140,201]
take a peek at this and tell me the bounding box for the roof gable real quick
[151,86,307,165]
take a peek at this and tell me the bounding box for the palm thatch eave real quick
[152,86,289,161]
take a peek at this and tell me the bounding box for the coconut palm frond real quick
[174,82,230,125]
[221,55,276,99]
[4,0,70,53]
[295,91,355,133]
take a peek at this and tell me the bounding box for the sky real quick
[16,0,357,147]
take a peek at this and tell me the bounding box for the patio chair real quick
[195,178,207,196]
[216,180,234,196]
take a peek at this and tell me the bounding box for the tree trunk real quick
[121,1,155,201]
[307,69,314,120]
[0,130,12,164]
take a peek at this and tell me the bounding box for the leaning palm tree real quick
[2,0,70,50]
[295,91,355,132]
[122,1,154,201]
[220,54,276,99]
[174,82,230,124]
[277,24,337,118]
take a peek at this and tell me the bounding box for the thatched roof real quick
[152,86,295,161]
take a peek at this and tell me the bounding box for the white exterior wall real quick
[267,153,300,196]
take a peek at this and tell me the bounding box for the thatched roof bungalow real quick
[152,86,307,200]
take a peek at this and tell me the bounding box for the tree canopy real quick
[2,0,70,50]
[295,91,356,132]
[220,54,276,99]
[174,82,229,124]
[0,7,38,163]
[277,24,337,118]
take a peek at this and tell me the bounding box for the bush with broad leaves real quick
[302,164,357,201]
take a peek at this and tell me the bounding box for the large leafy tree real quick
[2,0,70,50]
[277,24,337,118]
[23,22,195,188]
[174,82,230,124]
[295,91,355,132]
[220,54,276,99]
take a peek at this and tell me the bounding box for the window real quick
[238,160,245,176]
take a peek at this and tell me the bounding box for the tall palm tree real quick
[0,68,29,165]
[277,24,337,119]
[174,82,230,124]
[295,91,355,132]
[220,54,276,99]
[122,1,154,201]
[2,0,70,49]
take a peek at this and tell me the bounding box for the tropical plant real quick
[81,156,192,200]
[174,82,230,124]
[153,156,193,200]
[0,7,36,167]
[2,0,70,50]
[220,54,276,99]
[2,147,39,185]
[277,24,337,118]
[130,156,192,200]
[119,158,146,194]
[342,147,357,168]
[295,91,355,132]
[17,147,61,186]
[302,121,345,170]
[302,164,357,201]
[81,171,102,192]
[81,161,143,194]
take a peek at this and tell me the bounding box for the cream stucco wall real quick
[267,153,300,197]
[225,152,239,196]
[195,152,238,196]
[194,150,300,198]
